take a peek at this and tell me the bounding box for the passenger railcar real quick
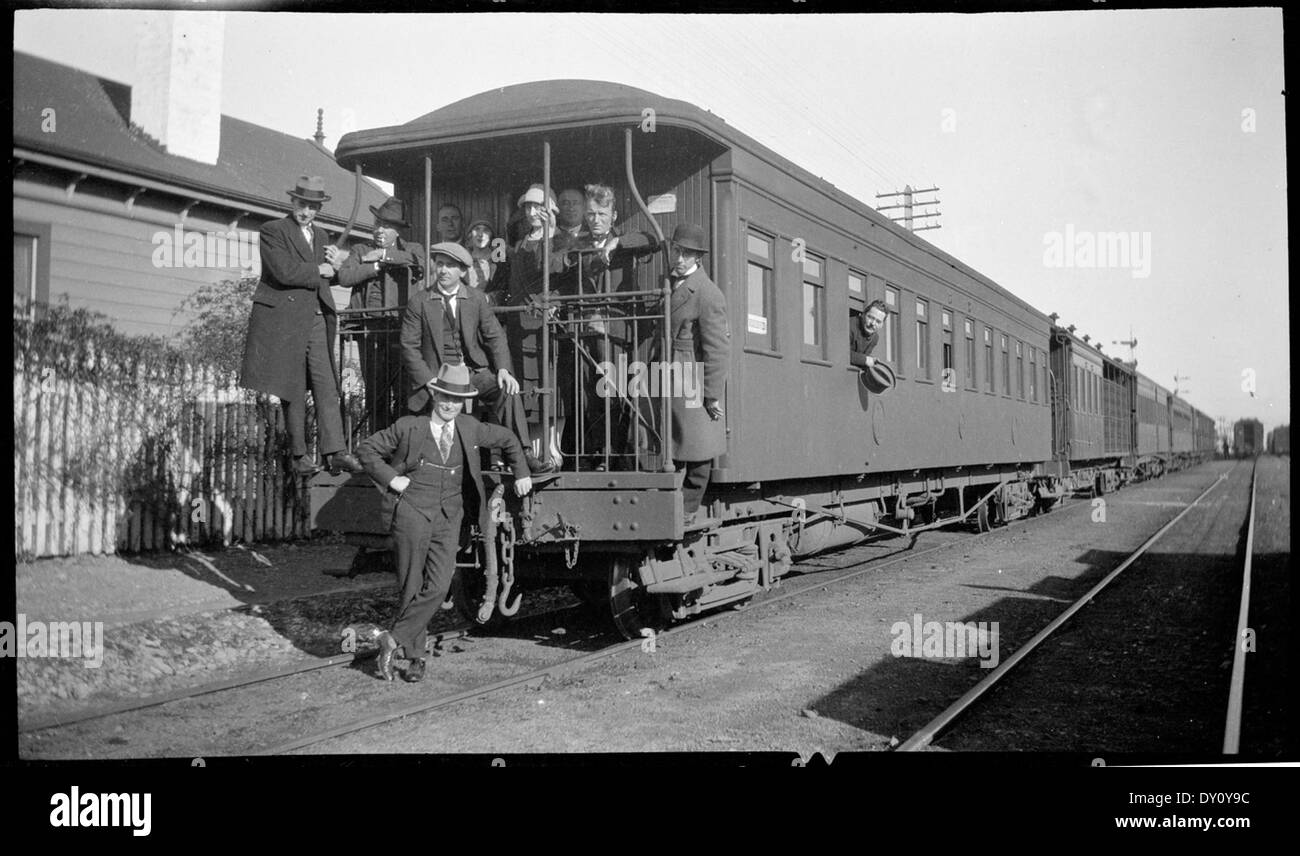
[1267,424,1289,455]
[1234,418,1264,458]
[314,80,1207,636]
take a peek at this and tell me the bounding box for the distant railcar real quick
[1234,418,1264,458]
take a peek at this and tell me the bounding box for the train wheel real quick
[975,501,992,533]
[607,555,662,640]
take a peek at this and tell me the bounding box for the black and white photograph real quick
[9,0,1292,818]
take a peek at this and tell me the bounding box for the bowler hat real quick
[859,360,897,394]
[369,197,410,228]
[430,241,473,268]
[287,175,331,203]
[517,184,559,213]
[429,363,478,398]
[670,223,709,254]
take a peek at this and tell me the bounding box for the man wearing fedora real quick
[647,223,730,520]
[334,197,425,310]
[358,363,533,682]
[402,242,553,474]
[241,175,362,477]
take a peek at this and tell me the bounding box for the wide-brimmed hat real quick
[859,360,897,394]
[517,184,559,213]
[670,223,709,254]
[369,197,409,228]
[287,175,331,203]
[430,241,473,268]
[429,363,478,398]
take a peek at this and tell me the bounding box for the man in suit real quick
[240,175,362,477]
[850,299,887,369]
[402,242,553,474]
[559,183,660,463]
[358,363,533,682]
[649,223,730,519]
[334,197,425,432]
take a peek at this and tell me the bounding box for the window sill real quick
[801,356,833,368]
[743,345,783,359]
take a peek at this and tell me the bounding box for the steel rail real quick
[896,470,1229,751]
[258,495,1097,755]
[1222,459,1258,753]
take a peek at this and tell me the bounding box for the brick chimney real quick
[130,11,225,164]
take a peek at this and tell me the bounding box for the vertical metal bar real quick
[541,141,553,465]
[424,157,432,299]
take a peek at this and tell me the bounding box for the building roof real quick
[12,51,386,222]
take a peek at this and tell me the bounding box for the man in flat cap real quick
[401,241,553,474]
[240,175,362,477]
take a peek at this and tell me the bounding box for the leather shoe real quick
[404,657,426,683]
[524,452,556,474]
[328,451,364,476]
[292,456,321,477]
[376,631,398,682]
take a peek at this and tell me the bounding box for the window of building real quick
[745,231,775,351]
[984,328,994,392]
[915,298,930,378]
[883,286,899,367]
[964,318,976,389]
[801,253,825,360]
[13,222,51,321]
[1016,341,1024,399]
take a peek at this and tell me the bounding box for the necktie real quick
[302,226,313,247]
[439,420,453,463]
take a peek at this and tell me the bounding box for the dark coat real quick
[560,226,658,295]
[336,236,425,310]
[649,266,730,462]
[401,284,515,413]
[357,412,528,534]
[240,216,338,402]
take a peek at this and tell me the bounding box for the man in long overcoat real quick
[240,175,362,476]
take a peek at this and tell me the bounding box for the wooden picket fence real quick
[14,350,319,559]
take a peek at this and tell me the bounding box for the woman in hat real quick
[358,362,533,683]
[462,217,504,303]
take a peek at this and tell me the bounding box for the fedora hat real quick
[429,363,478,398]
[670,223,709,254]
[369,197,409,228]
[859,360,897,394]
[287,175,331,203]
[430,241,473,268]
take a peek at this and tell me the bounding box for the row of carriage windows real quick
[744,226,1046,402]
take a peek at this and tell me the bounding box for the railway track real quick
[24,465,1231,757]
[895,463,1249,752]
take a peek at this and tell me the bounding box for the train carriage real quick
[310,80,1204,637]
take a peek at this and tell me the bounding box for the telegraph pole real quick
[876,185,941,232]
[1173,372,1190,397]
[1112,327,1138,367]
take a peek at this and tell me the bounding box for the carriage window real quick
[1016,341,1024,399]
[802,253,826,360]
[883,286,899,367]
[1029,348,1038,402]
[984,328,994,392]
[1000,335,1010,394]
[745,231,775,351]
[848,272,864,296]
[964,318,976,389]
[941,310,954,386]
[914,299,930,378]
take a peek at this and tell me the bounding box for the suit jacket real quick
[357,412,527,532]
[560,226,658,295]
[336,236,425,310]
[240,216,338,402]
[401,284,515,413]
[650,266,730,462]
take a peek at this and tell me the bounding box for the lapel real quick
[454,415,481,485]
[670,269,699,316]
[424,290,447,358]
[286,218,313,262]
[456,289,473,347]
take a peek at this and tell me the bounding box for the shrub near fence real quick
[14,300,318,559]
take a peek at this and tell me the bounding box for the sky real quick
[13,7,1289,434]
